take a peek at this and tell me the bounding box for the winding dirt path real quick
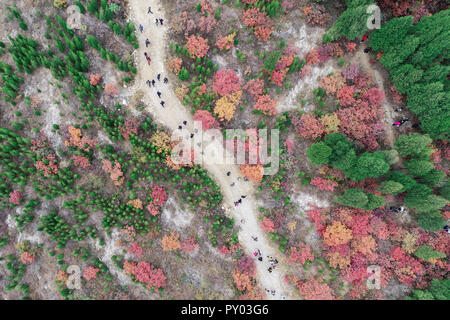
[127,0,296,300]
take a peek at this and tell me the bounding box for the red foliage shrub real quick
[310,177,338,192]
[243,78,265,99]
[213,69,241,96]
[292,113,325,139]
[20,252,35,264]
[127,242,143,258]
[132,261,166,289]
[89,74,101,86]
[194,110,218,130]
[83,266,99,281]
[150,186,167,206]
[186,35,209,58]
[297,277,334,300]
[254,94,277,116]
[9,190,23,205]
[261,217,275,232]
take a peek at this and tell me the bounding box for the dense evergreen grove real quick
[370,10,450,140]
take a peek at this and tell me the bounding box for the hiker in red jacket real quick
[361,34,369,43]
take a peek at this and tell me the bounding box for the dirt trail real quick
[127,0,296,299]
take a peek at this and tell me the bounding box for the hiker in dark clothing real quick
[399,118,409,125]
[157,74,161,81]
[146,80,151,87]
[183,120,187,125]
[178,126,182,130]
[241,195,246,199]
[155,19,159,26]
[157,91,161,98]
[148,7,153,14]
[145,39,150,48]
[164,77,168,84]
[160,101,165,107]
[364,47,372,53]
[151,79,155,87]
[159,18,164,25]
[139,25,143,32]
[227,171,231,176]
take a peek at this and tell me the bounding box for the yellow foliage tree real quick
[214,90,242,121]
[150,131,172,154]
[320,113,340,134]
[54,0,67,8]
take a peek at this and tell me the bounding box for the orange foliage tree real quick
[323,221,353,246]
[161,232,181,251]
[240,164,264,183]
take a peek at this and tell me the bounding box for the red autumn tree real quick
[150,186,167,206]
[186,35,209,58]
[302,3,330,26]
[261,216,275,233]
[180,237,199,254]
[119,118,139,140]
[254,94,277,116]
[297,277,334,300]
[89,74,101,86]
[337,85,356,106]
[194,110,218,130]
[198,14,217,33]
[166,56,182,75]
[132,261,166,289]
[9,190,23,205]
[310,177,338,192]
[271,70,285,87]
[35,154,59,176]
[242,8,274,42]
[72,155,91,169]
[243,78,265,99]
[83,266,99,281]
[288,243,314,264]
[20,252,35,264]
[213,69,241,96]
[293,113,325,139]
[127,242,143,258]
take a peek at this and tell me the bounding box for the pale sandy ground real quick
[127,0,297,299]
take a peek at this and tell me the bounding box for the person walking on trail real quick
[146,80,151,87]
[160,101,165,107]
[157,73,161,81]
[183,120,187,125]
[251,236,258,241]
[364,47,372,53]
[145,39,150,48]
[139,24,143,33]
[148,7,153,14]
[159,18,164,25]
[144,52,151,65]
[157,91,161,98]
[155,19,159,26]
[360,34,368,43]
[151,79,155,87]
[164,77,168,84]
